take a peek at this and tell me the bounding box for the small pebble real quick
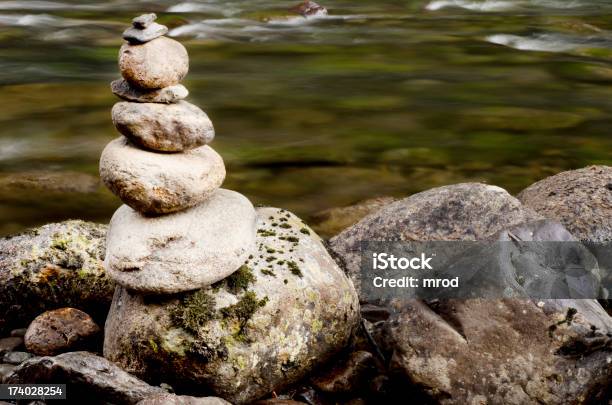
[0,337,23,356]
[132,13,156,29]
[10,328,27,338]
[3,351,33,365]
[0,363,16,382]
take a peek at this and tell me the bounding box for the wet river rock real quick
[105,189,257,294]
[112,100,214,151]
[518,165,612,242]
[119,36,189,89]
[0,220,112,334]
[24,308,101,356]
[104,207,359,404]
[99,137,225,215]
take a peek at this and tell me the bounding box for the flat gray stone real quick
[2,351,33,365]
[105,189,257,294]
[138,394,231,405]
[123,22,168,44]
[5,352,165,404]
[111,101,213,152]
[99,137,225,215]
[111,79,188,104]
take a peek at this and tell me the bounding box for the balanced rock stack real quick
[101,14,359,404]
[100,13,256,294]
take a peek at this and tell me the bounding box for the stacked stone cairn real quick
[100,14,359,405]
[100,14,256,294]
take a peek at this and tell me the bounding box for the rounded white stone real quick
[105,189,257,294]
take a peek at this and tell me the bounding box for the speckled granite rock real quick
[137,393,231,405]
[104,208,359,404]
[328,183,543,294]
[105,189,257,294]
[518,165,612,242]
[0,220,113,334]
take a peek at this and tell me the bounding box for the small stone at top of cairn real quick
[123,13,168,44]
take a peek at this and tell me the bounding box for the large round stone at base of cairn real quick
[112,101,214,152]
[105,189,257,294]
[99,137,225,214]
[103,208,360,404]
[119,36,189,89]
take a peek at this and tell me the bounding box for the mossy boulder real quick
[0,220,113,334]
[103,208,360,404]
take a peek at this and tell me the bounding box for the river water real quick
[0,0,611,236]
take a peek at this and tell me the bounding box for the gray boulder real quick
[0,220,113,334]
[518,165,612,242]
[99,137,225,215]
[4,351,166,404]
[111,79,188,104]
[104,208,359,404]
[105,189,257,294]
[385,298,612,404]
[329,183,542,293]
[112,101,214,152]
[119,37,189,89]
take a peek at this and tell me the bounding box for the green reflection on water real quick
[0,0,611,236]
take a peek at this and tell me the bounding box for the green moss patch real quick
[171,290,217,334]
[221,291,269,342]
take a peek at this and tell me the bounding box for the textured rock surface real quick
[138,393,231,405]
[104,207,359,404]
[99,137,225,215]
[111,79,188,104]
[384,299,612,404]
[5,351,165,404]
[0,220,113,334]
[2,351,33,365]
[105,189,257,294]
[0,364,16,383]
[119,37,189,89]
[112,101,214,152]
[25,308,101,356]
[0,337,23,355]
[518,165,612,242]
[329,183,542,293]
[311,196,395,239]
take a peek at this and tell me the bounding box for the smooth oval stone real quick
[119,37,188,89]
[111,79,188,104]
[99,137,225,215]
[105,189,257,294]
[112,101,214,152]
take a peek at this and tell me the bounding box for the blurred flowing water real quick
[0,0,611,236]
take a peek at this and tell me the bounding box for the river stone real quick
[103,207,360,404]
[24,308,101,356]
[2,351,33,365]
[132,13,156,29]
[0,220,112,335]
[111,79,188,104]
[138,394,231,405]
[123,22,168,44]
[0,337,23,356]
[328,183,542,295]
[111,101,214,152]
[385,298,612,404]
[5,352,165,404]
[99,137,225,215]
[0,364,16,383]
[105,189,257,294]
[119,37,189,89]
[518,165,612,242]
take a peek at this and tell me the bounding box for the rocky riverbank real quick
[0,165,610,404]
